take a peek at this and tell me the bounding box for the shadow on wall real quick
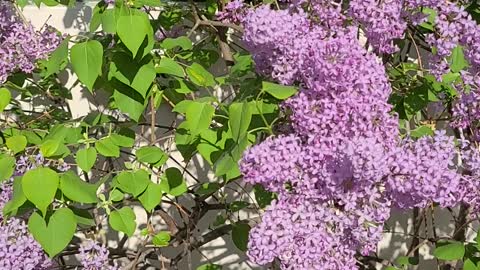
[63,1,92,31]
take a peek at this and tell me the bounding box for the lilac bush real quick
[3,0,480,269]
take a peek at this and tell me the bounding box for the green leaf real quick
[434,241,465,261]
[464,259,477,270]
[109,53,156,98]
[40,139,60,157]
[75,147,97,172]
[116,169,150,197]
[138,182,163,212]
[161,36,192,51]
[186,63,216,87]
[109,206,136,236]
[101,9,117,33]
[117,12,153,57]
[395,256,419,266]
[28,208,77,257]
[95,137,120,157]
[6,135,27,154]
[195,182,220,195]
[229,201,249,212]
[3,177,27,216]
[112,81,146,122]
[185,102,215,135]
[231,223,250,251]
[136,146,168,164]
[449,46,469,73]
[109,189,124,202]
[410,125,434,138]
[0,156,15,182]
[229,102,253,142]
[156,57,184,77]
[0,87,11,112]
[404,84,428,120]
[159,168,187,196]
[262,81,297,100]
[22,168,59,215]
[253,184,275,208]
[70,40,103,92]
[110,133,135,148]
[72,208,96,226]
[197,264,222,270]
[89,3,104,32]
[40,38,69,78]
[60,171,98,203]
[152,231,170,247]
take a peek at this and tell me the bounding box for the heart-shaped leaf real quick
[22,167,59,215]
[28,208,77,257]
[70,40,103,92]
[117,13,153,57]
[115,169,150,197]
[109,206,136,236]
[75,147,97,172]
[6,135,27,154]
[138,182,162,212]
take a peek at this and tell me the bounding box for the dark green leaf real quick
[60,171,98,203]
[232,223,250,251]
[159,167,187,196]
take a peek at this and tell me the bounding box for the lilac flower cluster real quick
[216,0,247,24]
[238,1,480,269]
[0,154,56,269]
[348,0,406,54]
[387,131,462,209]
[79,240,117,270]
[0,2,61,83]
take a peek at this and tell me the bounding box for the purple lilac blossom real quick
[239,2,480,269]
[79,240,117,270]
[0,2,61,83]
[216,0,247,24]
